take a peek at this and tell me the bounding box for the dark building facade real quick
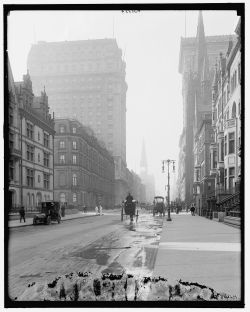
[54,118,115,209]
[177,11,235,206]
[27,39,127,205]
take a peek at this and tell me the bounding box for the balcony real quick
[10,147,22,158]
[210,168,217,176]
[224,118,236,130]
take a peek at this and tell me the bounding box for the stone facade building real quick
[193,115,215,215]
[177,11,235,206]
[209,18,241,204]
[8,61,55,211]
[54,118,115,209]
[27,39,127,205]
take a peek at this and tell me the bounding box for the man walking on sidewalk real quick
[190,203,195,216]
[19,206,26,223]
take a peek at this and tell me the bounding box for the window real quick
[73,174,77,186]
[60,154,65,164]
[224,135,227,156]
[238,63,241,84]
[9,159,14,181]
[26,122,34,139]
[38,153,40,162]
[232,102,236,119]
[44,132,49,147]
[59,126,65,133]
[213,150,217,169]
[72,127,76,134]
[44,173,50,190]
[229,167,235,191]
[9,132,14,150]
[38,132,40,141]
[27,168,34,187]
[228,132,235,154]
[38,175,40,183]
[27,144,34,161]
[238,102,241,118]
[220,140,224,161]
[9,106,14,126]
[72,141,77,149]
[224,169,227,190]
[59,141,65,149]
[73,193,77,202]
[44,152,49,167]
[72,155,76,164]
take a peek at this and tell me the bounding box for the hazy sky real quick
[7,9,239,197]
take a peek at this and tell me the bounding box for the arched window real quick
[60,193,66,203]
[27,193,30,208]
[73,174,77,186]
[232,102,236,119]
[31,194,35,207]
[73,193,77,202]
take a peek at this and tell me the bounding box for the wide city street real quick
[8,210,162,300]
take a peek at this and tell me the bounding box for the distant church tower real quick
[140,139,155,202]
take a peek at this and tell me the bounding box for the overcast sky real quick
[7,9,239,197]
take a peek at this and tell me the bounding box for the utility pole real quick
[162,159,175,221]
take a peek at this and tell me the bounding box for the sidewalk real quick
[153,212,241,298]
[8,209,120,228]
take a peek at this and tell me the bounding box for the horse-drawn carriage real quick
[153,196,165,216]
[121,200,139,223]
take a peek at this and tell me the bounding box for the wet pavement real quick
[8,210,163,300]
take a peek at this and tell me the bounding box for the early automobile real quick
[153,196,165,216]
[33,201,62,225]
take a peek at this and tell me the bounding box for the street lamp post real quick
[162,159,175,221]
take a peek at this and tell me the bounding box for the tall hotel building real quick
[27,39,127,205]
[177,11,235,205]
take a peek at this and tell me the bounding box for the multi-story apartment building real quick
[209,18,241,202]
[8,59,22,209]
[8,62,55,210]
[178,11,235,205]
[54,118,115,209]
[176,130,185,201]
[27,39,127,205]
[193,115,215,215]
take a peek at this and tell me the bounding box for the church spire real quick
[195,11,208,77]
[140,138,147,173]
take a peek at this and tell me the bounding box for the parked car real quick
[33,201,61,225]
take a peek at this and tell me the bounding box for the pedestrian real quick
[190,204,195,216]
[95,205,99,215]
[98,204,103,215]
[126,192,133,203]
[61,204,65,217]
[19,206,25,223]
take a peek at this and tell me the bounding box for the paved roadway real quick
[8,211,163,300]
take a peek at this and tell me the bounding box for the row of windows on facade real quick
[52,95,115,105]
[59,192,77,203]
[215,61,241,102]
[38,59,120,74]
[26,122,50,147]
[9,166,51,189]
[27,144,50,167]
[26,193,51,207]
[214,100,240,123]
[45,79,120,90]
[58,155,108,177]
[210,132,237,168]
